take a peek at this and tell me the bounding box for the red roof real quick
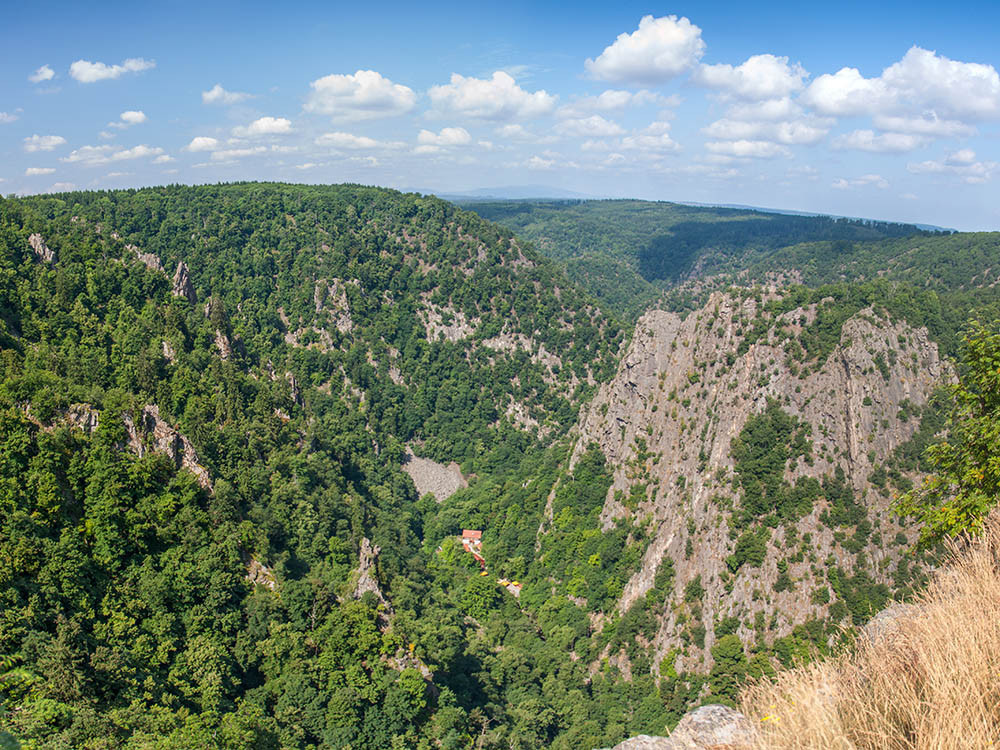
[462,529,482,540]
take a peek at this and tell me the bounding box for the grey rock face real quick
[171,261,197,304]
[127,243,164,273]
[355,537,391,610]
[565,291,951,671]
[608,705,753,750]
[65,404,99,433]
[214,330,233,360]
[861,601,919,645]
[28,233,55,263]
[402,446,468,502]
[665,705,754,749]
[123,404,212,490]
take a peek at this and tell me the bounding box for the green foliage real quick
[727,528,769,573]
[683,575,704,604]
[897,322,1000,543]
[709,634,748,705]
[534,447,648,613]
[0,184,638,749]
[731,400,812,521]
[460,576,502,620]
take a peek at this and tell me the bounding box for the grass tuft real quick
[741,521,1000,749]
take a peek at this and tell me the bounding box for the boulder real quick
[608,705,753,750]
[861,601,919,645]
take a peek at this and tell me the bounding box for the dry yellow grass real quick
[740,523,1000,749]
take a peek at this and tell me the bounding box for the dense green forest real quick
[463,199,942,320]
[0,184,639,749]
[0,183,997,749]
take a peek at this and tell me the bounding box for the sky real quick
[4,0,1000,230]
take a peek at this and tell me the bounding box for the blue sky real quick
[4,0,1000,229]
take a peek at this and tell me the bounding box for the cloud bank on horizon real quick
[3,5,1000,230]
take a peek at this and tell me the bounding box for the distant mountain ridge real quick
[463,199,1000,320]
[411,184,602,201]
[674,201,955,233]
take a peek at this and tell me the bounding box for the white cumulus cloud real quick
[494,124,556,143]
[705,140,791,158]
[585,15,705,84]
[62,144,163,165]
[946,148,977,165]
[832,174,889,189]
[211,146,268,161]
[305,70,416,122]
[186,136,220,152]
[608,121,680,153]
[726,97,801,122]
[108,110,147,129]
[703,117,830,145]
[232,116,293,137]
[120,110,146,125]
[0,112,18,124]
[29,64,55,83]
[24,134,67,152]
[202,84,253,105]
[832,129,929,153]
[871,113,976,137]
[315,131,402,150]
[316,132,378,149]
[25,167,56,176]
[555,115,625,137]
[417,127,472,146]
[621,132,679,152]
[801,67,888,117]
[526,155,556,170]
[69,58,155,83]
[695,54,808,100]
[429,71,556,120]
[803,47,1000,121]
[908,149,998,183]
[557,89,670,118]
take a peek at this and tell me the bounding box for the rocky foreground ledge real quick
[602,704,753,750]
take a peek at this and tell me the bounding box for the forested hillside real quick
[464,199,939,320]
[0,184,632,749]
[1,183,998,750]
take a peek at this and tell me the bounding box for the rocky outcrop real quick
[861,601,919,645]
[65,404,99,433]
[355,537,391,610]
[214,330,233,361]
[607,705,753,750]
[123,405,212,490]
[127,244,164,273]
[246,556,277,590]
[171,261,197,304]
[28,233,55,263]
[27,403,100,434]
[162,340,176,364]
[314,279,354,334]
[402,447,468,501]
[566,290,951,672]
[419,301,476,342]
